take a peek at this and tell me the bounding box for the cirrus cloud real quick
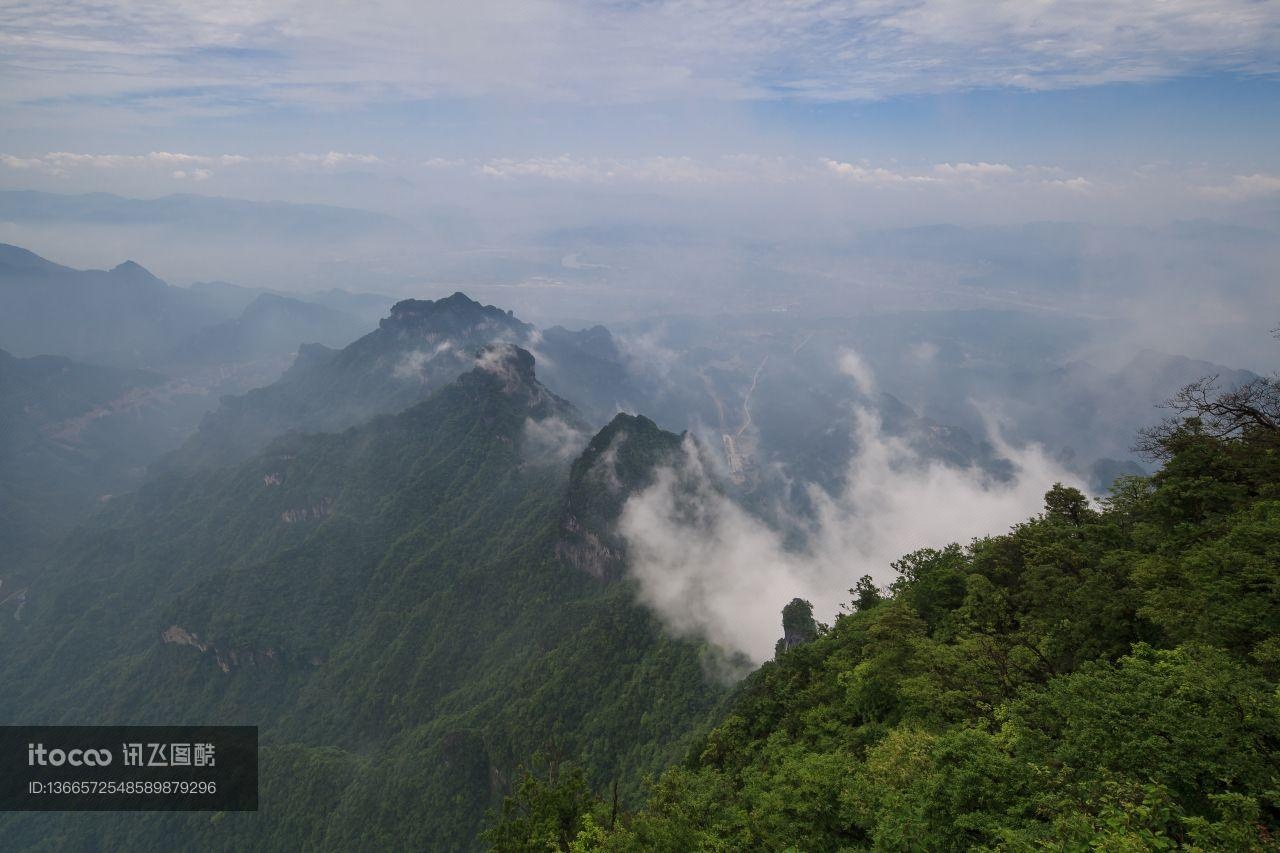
[1,0,1276,114]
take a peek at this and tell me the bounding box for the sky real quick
[2,1,1278,203]
[0,0,1278,325]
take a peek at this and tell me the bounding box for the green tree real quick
[850,575,883,612]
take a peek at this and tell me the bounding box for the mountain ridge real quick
[0,348,727,850]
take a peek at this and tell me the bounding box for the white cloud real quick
[478,155,723,184]
[0,154,47,170]
[171,167,213,180]
[824,157,1093,192]
[283,151,382,169]
[522,415,588,464]
[2,0,1275,112]
[619,407,1081,664]
[824,158,929,185]
[838,347,877,396]
[392,341,456,380]
[1201,173,1280,201]
[933,161,1016,177]
[467,154,1096,192]
[0,150,381,179]
[1042,176,1092,191]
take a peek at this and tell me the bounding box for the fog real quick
[618,354,1082,664]
[1,179,1276,370]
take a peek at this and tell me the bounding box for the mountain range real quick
[0,239,1274,849]
[0,346,725,850]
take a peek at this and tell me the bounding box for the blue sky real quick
[1,0,1277,215]
[1,0,1280,336]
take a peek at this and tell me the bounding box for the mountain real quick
[557,413,686,580]
[0,347,727,850]
[186,279,273,317]
[0,243,230,364]
[304,287,398,325]
[0,348,212,580]
[0,243,396,384]
[174,293,367,364]
[1000,349,1261,479]
[608,310,1262,495]
[170,292,644,471]
[486,408,1280,850]
[185,281,396,328]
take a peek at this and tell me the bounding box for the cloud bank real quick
[619,406,1081,664]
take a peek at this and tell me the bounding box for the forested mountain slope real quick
[0,347,726,851]
[486,379,1280,851]
[170,293,642,471]
[0,348,213,581]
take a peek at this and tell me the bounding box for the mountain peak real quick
[474,343,539,393]
[107,259,164,285]
[440,291,482,308]
[557,413,685,580]
[455,344,582,426]
[379,292,529,337]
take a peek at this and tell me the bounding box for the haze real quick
[2,0,1279,664]
[0,2,1277,360]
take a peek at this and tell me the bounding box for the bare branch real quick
[1135,372,1280,459]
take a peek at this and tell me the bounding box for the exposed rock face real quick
[161,624,288,674]
[555,515,623,580]
[475,344,548,402]
[779,598,818,654]
[161,625,207,650]
[379,293,530,340]
[555,413,686,581]
[281,497,333,523]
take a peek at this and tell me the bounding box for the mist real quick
[619,390,1082,664]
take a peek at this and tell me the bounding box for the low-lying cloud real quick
[522,415,588,464]
[391,341,455,380]
[618,406,1081,665]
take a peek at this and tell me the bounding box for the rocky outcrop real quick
[281,497,333,523]
[555,413,687,581]
[379,293,531,341]
[555,515,623,580]
[161,624,290,674]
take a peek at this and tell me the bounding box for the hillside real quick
[0,348,213,580]
[0,347,726,851]
[485,385,1280,850]
[169,292,644,471]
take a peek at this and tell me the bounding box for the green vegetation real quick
[6,325,1278,851]
[486,387,1280,850]
[0,352,726,851]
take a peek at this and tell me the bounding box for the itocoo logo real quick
[27,743,112,766]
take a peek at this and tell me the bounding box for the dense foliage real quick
[486,409,1280,850]
[0,352,726,851]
